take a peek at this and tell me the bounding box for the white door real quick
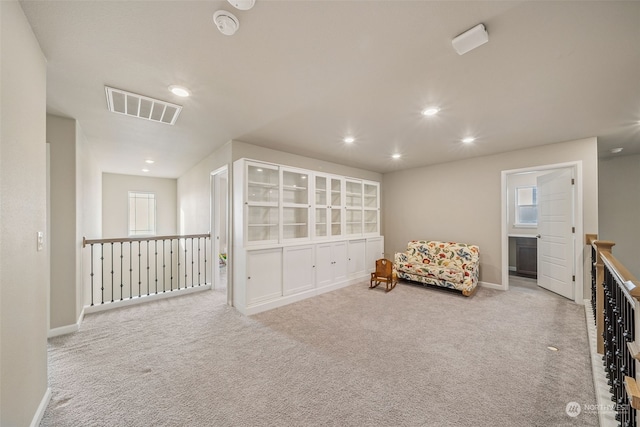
[536,168,574,299]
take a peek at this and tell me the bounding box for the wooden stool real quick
[370,258,397,292]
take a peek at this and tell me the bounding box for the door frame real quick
[210,165,232,305]
[500,161,584,304]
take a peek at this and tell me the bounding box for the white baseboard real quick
[84,284,212,315]
[48,323,78,338]
[30,387,51,427]
[480,281,505,291]
[48,306,86,338]
[239,275,366,316]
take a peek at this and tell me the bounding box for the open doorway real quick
[211,166,230,305]
[501,162,584,303]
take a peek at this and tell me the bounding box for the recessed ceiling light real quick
[610,147,624,154]
[168,85,190,97]
[462,137,475,144]
[145,159,154,164]
[343,136,355,143]
[422,107,440,116]
[392,153,401,159]
[142,169,150,173]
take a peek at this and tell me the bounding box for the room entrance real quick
[211,166,231,305]
[501,162,583,302]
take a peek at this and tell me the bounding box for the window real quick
[515,186,537,226]
[128,192,156,236]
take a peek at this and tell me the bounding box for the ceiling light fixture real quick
[168,85,190,97]
[227,0,255,10]
[142,169,150,173]
[610,147,624,154]
[452,23,489,55]
[343,136,355,144]
[462,137,475,144]
[213,10,240,36]
[422,107,440,116]
[392,153,401,159]
[145,159,155,164]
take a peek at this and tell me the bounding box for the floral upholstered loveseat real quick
[394,240,480,296]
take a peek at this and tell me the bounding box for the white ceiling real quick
[20,0,640,178]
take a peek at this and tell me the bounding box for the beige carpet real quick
[41,279,597,426]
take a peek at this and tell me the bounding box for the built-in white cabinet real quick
[246,162,279,244]
[363,181,380,235]
[345,179,363,236]
[348,239,367,276]
[316,241,348,289]
[283,245,315,296]
[233,158,383,315]
[365,237,384,273]
[282,167,310,241]
[246,248,282,305]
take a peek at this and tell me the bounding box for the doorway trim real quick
[500,161,584,304]
[210,165,232,306]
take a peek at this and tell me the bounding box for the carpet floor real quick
[41,278,598,426]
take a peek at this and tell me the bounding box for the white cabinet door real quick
[246,248,282,305]
[316,241,348,288]
[348,239,366,277]
[283,245,315,296]
[332,241,348,283]
[315,243,333,288]
[365,237,384,273]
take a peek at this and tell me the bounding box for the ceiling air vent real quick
[105,86,182,125]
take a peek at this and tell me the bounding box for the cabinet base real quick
[235,274,368,316]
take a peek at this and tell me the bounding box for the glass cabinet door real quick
[315,175,328,238]
[363,182,378,209]
[346,209,362,235]
[247,164,279,204]
[345,179,362,208]
[363,181,379,235]
[345,179,362,235]
[330,177,343,237]
[282,169,310,240]
[246,163,279,244]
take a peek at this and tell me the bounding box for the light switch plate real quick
[37,231,44,251]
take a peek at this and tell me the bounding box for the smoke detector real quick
[213,10,239,36]
[228,0,255,10]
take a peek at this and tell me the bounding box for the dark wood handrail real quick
[83,233,210,248]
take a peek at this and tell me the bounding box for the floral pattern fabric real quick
[394,240,480,294]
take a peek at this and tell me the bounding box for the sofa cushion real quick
[395,260,464,284]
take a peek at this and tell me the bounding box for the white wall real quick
[102,173,177,238]
[599,154,640,279]
[382,137,598,296]
[177,141,231,235]
[0,1,49,425]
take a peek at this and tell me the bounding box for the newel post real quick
[593,240,615,354]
